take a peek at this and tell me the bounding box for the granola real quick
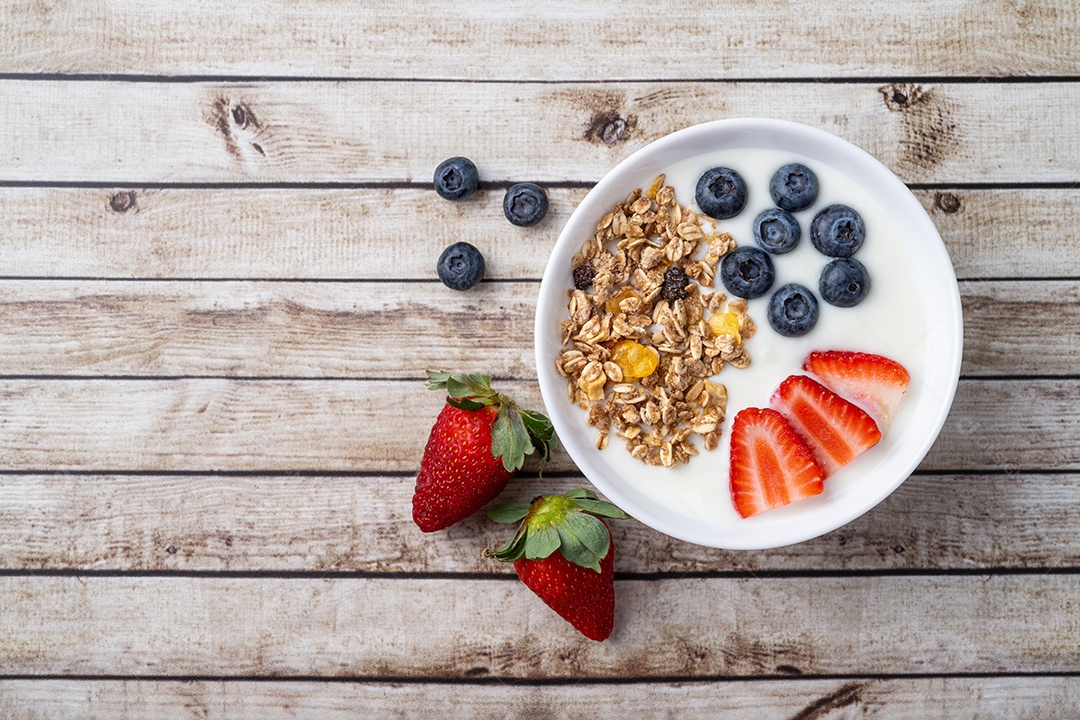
[556,175,755,467]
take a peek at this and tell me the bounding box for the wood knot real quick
[879,83,926,111]
[586,111,634,146]
[108,191,137,213]
[934,191,962,214]
[231,103,258,130]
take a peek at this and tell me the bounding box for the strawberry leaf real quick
[491,404,533,472]
[425,370,454,391]
[446,374,494,401]
[519,407,557,469]
[524,524,561,560]
[491,530,527,562]
[565,488,595,500]
[573,499,631,519]
[487,500,531,524]
[446,396,486,411]
[555,512,609,573]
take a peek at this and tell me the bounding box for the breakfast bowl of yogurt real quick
[534,119,963,549]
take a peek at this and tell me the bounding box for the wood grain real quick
[0,472,1076,573]
[1,81,1078,183]
[0,379,1073,473]
[2,188,1074,281]
[0,279,1070,378]
[0,280,537,379]
[0,677,1077,719]
[1,575,1077,678]
[2,0,1077,79]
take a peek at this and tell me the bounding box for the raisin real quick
[661,265,689,301]
[573,263,595,291]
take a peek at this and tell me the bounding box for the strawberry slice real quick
[729,407,824,518]
[803,350,910,428]
[771,375,882,478]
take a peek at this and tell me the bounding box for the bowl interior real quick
[535,119,963,549]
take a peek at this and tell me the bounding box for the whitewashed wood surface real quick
[1,1,1078,717]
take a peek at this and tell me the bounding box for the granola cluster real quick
[555,175,756,467]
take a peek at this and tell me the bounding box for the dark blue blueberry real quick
[695,167,747,219]
[433,157,479,200]
[769,163,818,211]
[752,208,801,254]
[720,246,775,299]
[767,283,819,337]
[437,242,485,291]
[503,183,548,226]
[819,257,871,307]
[811,204,865,257]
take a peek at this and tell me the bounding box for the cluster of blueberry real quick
[698,163,870,337]
[433,157,549,291]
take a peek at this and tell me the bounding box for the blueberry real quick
[752,208,801,254]
[695,167,747,219]
[433,157,479,200]
[720,246,775,299]
[503,183,548,226]
[767,284,819,337]
[811,204,865,257]
[819,257,871,307]
[437,242,485,290]
[769,163,818,212]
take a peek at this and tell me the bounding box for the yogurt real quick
[577,148,931,537]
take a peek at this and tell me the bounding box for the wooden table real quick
[1,2,1078,716]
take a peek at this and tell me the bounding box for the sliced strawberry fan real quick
[771,374,882,478]
[729,407,824,519]
[803,350,910,429]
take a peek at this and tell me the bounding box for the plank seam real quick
[1,181,1078,190]
[0,374,1070,382]
[0,468,1070,477]
[0,671,1077,684]
[0,275,1076,283]
[0,567,1077,580]
[2,74,1080,84]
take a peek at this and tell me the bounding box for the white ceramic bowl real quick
[535,119,963,549]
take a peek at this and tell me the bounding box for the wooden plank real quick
[1,472,1076,573]
[0,280,537,379]
[0,81,1078,184]
[0,279,1069,378]
[0,575,1077,677]
[0,677,1077,719]
[0,379,1073,472]
[961,281,1080,375]
[2,1,1077,79]
[1,187,1075,281]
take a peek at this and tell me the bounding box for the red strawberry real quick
[803,350,910,429]
[487,489,630,641]
[771,374,882,478]
[729,407,824,518]
[412,372,555,532]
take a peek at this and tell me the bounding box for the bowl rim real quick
[534,118,964,549]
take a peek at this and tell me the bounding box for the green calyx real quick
[426,370,556,473]
[487,489,631,573]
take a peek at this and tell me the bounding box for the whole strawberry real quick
[412,371,555,532]
[487,489,630,641]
